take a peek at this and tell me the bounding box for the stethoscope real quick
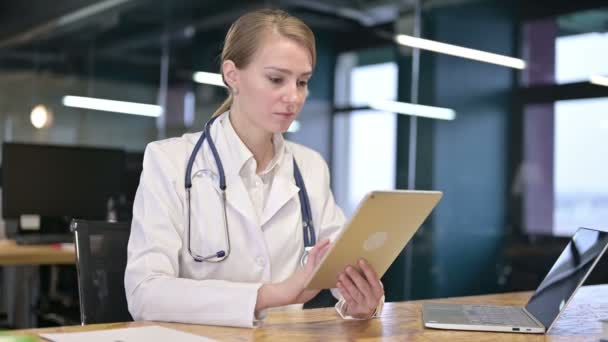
[184,115,316,267]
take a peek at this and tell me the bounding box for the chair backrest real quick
[70,219,132,324]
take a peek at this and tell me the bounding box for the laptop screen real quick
[525,228,608,328]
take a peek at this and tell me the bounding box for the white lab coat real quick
[125,112,346,327]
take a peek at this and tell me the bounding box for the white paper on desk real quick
[39,325,217,342]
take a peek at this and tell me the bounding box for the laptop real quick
[422,227,608,334]
[306,190,442,289]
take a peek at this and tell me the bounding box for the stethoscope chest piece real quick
[300,246,314,267]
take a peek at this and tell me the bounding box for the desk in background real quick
[12,284,607,341]
[0,239,76,328]
[0,240,75,266]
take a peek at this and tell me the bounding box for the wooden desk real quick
[0,239,75,266]
[11,284,607,341]
[0,239,76,328]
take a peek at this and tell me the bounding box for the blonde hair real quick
[211,9,316,118]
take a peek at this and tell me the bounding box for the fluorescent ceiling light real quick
[395,34,526,70]
[193,71,226,87]
[62,96,163,117]
[590,75,608,87]
[369,100,456,120]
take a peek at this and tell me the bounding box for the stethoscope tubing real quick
[185,115,316,264]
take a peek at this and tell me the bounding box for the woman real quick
[125,9,384,328]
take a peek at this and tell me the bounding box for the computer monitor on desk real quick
[123,151,144,206]
[2,143,126,241]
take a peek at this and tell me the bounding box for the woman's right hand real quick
[256,239,331,312]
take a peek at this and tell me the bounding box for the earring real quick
[233,87,239,95]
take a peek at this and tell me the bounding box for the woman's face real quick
[226,32,313,134]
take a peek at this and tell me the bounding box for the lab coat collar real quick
[260,149,299,227]
[185,112,300,227]
[221,111,285,179]
[221,113,253,175]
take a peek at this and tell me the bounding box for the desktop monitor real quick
[123,151,143,204]
[2,143,126,224]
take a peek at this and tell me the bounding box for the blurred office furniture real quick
[0,239,75,328]
[9,284,607,340]
[71,219,132,324]
[1,143,142,244]
[1,143,125,243]
[0,142,142,328]
[501,235,608,293]
[501,236,569,292]
[0,240,74,266]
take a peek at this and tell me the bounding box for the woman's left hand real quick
[337,259,384,319]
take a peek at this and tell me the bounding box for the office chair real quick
[70,219,132,324]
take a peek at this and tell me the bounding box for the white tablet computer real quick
[305,190,442,289]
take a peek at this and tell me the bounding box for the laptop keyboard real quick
[464,305,539,327]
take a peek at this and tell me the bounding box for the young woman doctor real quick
[125,9,384,328]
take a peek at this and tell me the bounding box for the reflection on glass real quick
[525,228,608,328]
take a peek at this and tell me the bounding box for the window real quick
[521,9,608,236]
[556,32,608,84]
[333,62,398,216]
[522,9,608,87]
[554,97,608,236]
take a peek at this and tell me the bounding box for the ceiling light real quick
[30,104,53,129]
[369,100,456,120]
[62,96,162,117]
[193,71,226,87]
[590,75,608,87]
[395,34,526,69]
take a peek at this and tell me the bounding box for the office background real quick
[1,0,607,328]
